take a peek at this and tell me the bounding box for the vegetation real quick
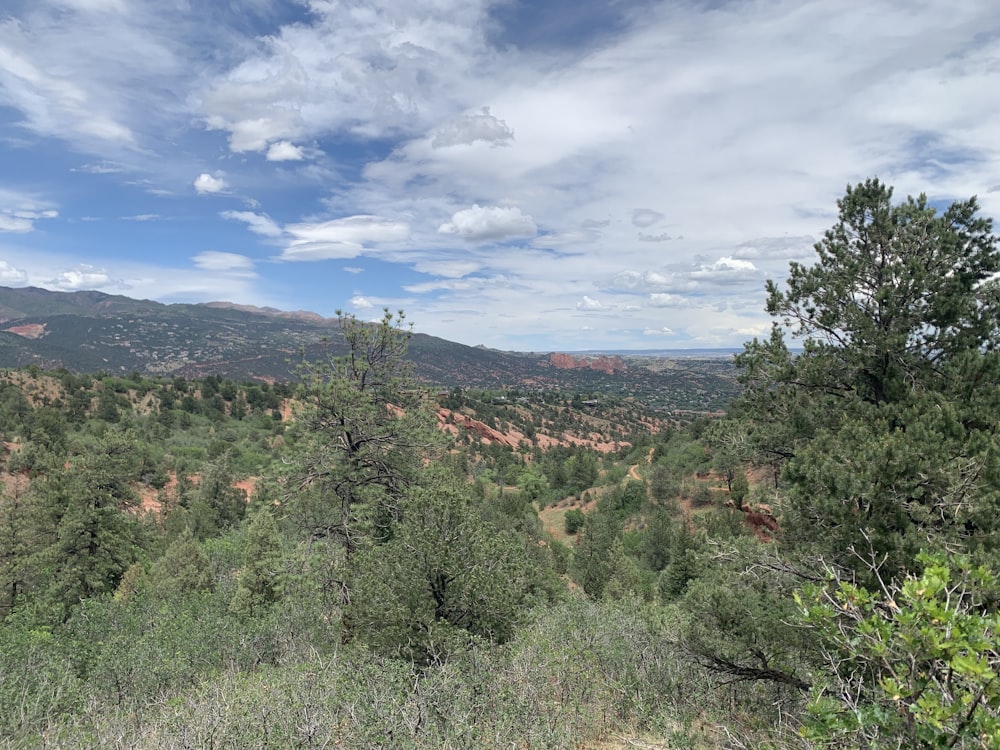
[0,180,998,747]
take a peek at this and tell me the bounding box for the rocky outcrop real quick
[548,353,626,375]
[4,323,46,339]
[438,409,518,448]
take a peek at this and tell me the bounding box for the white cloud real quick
[432,107,514,148]
[0,192,58,233]
[647,293,686,308]
[281,216,410,261]
[221,210,283,237]
[0,45,135,148]
[730,236,817,260]
[266,141,305,161]
[0,1,998,350]
[644,326,675,337]
[49,265,115,290]
[0,215,35,233]
[412,259,481,278]
[690,257,759,284]
[438,204,537,241]
[608,270,673,293]
[73,161,126,174]
[0,260,28,283]
[404,277,484,294]
[577,295,606,311]
[199,0,493,152]
[280,241,363,262]
[192,251,256,275]
[194,173,229,195]
[287,216,409,245]
[351,295,374,308]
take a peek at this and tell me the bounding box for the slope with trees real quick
[0,180,998,748]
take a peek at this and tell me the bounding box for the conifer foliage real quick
[289,309,439,552]
[733,179,1000,573]
[719,179,1000,746]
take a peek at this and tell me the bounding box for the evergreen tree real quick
[149,527,214,600]
[571,508,619,598]
[688,179,1000,706]
[289,310,440,553]
[729,179,1000,576]
[0,479,31,619]
[189,453,247,538]
[347,469,538,664]
[29,434,143,622]
[229,511,283,617]
[641,506,675,573]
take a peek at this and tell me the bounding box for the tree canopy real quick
[729,178,1000,575]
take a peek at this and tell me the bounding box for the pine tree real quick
[289,310,440,553]
[728,179,1000,576]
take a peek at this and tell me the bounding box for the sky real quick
[1,0,999,352]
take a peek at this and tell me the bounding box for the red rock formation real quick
[548,353,626,374]
[4,323,46,339]
[741,503,779,542]
[438,409,518,448]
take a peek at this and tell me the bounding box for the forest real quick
[1,179,999,749]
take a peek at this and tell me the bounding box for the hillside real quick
[0,286,739,412]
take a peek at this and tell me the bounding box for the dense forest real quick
[1,179,999,748]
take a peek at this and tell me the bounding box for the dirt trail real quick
[627,447,654,481]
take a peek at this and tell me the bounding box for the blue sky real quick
[1,0,998,351]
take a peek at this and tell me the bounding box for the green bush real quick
[564,508,585,535]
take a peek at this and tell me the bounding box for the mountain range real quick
[0,286,739,412]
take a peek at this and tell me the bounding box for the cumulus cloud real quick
[266,141,305,161]
[1,0,998,350]
[199,0,491,152]
[192,251,256,275]
[350,295,374,308]
[438,204,537,241]
[432,107,514,148]
[689,257,759,283]
[221,210,283,237]
[608,270,673,292]
[194,172,229,195]
[631,209,665,228]
[577,295,606,310]
[48,265,115,290]
[647,293,686,307]
[0,260,28,283]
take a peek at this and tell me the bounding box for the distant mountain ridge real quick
[0,286,739,411]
